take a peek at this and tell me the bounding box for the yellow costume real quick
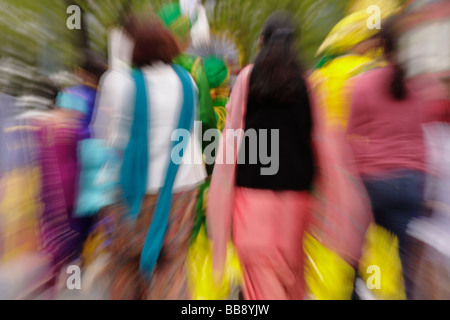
[310,54,379,129]
[305,1,405,300]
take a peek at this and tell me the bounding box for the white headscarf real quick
[189,5,211,48]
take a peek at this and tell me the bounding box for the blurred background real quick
[0,0,449,300]
[0,0,393,106]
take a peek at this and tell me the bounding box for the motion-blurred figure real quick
[94,14,206,300]
[61,50,106,140]
[400,0,450,299]
[158,1,217,173]
[309,1,400,130]
[0,83,62,299]
[346,19,428,299]
[306,2,400,299]
[187,36,237,245]
[55,50,107,256]
[208,12,316,300]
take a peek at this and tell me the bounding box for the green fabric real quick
[158,2,182,27]
[174,53,217,175]
[173,54,195,73]
[213,96,229,107]
[158,2,191,41]
[191,179,210,243]
[314,54,342,69]
[203,56,229,89]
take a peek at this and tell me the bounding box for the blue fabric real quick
[56,91,89,116]
[119,69,150,222]
[74,139,119,217]
[138,64,195,277]
[65,85,98,139]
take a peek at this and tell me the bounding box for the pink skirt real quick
[232,187,311,300]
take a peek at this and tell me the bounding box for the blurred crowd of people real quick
[0,0,449,300]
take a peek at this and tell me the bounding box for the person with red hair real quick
[92,14,206,300]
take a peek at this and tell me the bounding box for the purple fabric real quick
[65,85,98,139]
[36,114,82,270]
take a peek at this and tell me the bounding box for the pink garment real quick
[309,84,373,266]
[409,74,450,124]
[207,66,253,274]
[207,65,372,299]
[233,187,310,300]
[347,66,427,177]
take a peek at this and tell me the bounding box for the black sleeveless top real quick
[235,70,315,191]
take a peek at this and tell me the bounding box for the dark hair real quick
[249,12,306,104]
[380,17,407,100]
[81,49,107,81]
[124,14,181,67]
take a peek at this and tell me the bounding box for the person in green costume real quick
[203,56,230,132]
[158,2,217,175]
[191,54,231,242]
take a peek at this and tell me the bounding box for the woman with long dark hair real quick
[207,12,315,300]
[346,19,427,299]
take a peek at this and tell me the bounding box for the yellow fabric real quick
[358,223,406,300]
[211,87,230,101]
[317,1,400,57]
[304,233,356,300]
[317,11,380,56]
[214,106,227,132]
[0,167,42,262]
[186,226,242,300]
[346,0,402,16]
[82,223,110,267]
[309,54,376,129]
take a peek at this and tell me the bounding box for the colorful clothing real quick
[56,84,100,247]
[87,62,205,299]
[63,84,98,139]
[158,2,192,43]
[346,65,426,177]
[207,66,372,300]
[0,117,42,262]
[191,55,230,242]
[105,189,198,300]
[316,5,400,57]
[233,187,311,300]
[174,54,217,156]
[347,65,432,298]
[37,113,82,269]
[309,54,383,129]
[0,113,81,271]
[311,3,396,130]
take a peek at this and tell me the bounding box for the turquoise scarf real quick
[120,64,196,278]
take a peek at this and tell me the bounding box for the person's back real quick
[236,66,314,191]
[347,65,426,177]
[140,62,205,192]
[93,15,206,300]
[208,12,316,300]
[346,19,428,299]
